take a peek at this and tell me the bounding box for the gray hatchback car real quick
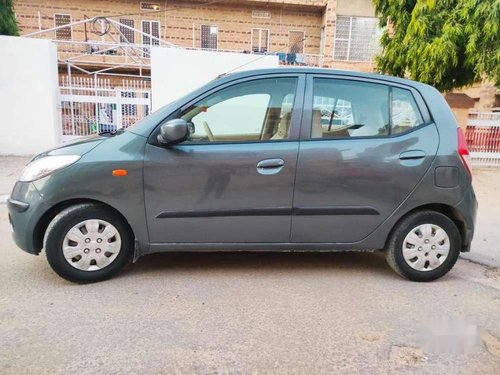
[8,68,477,283]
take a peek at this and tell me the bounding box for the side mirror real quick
[157,119,190,146]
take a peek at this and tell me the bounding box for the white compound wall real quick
[0,36,60,156]
[151,47,279,110]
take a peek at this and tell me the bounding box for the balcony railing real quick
[276,52,323,67]
[50,39,324,69]
[54,40,154,68]
[25,16,325,73]
[239,0,326,8]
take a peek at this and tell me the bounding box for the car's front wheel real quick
[44,203,133,283]
[385,210,461,282]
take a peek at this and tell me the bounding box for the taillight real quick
[457,127,472,177]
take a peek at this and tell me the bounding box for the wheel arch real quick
[33,198,134,253]
[385,203,467,251]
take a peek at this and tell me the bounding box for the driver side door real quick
[144,75,305,244]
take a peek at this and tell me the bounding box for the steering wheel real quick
[202,121,215,141]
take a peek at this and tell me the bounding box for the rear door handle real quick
[257,158,285,175]
[399,150,426,160]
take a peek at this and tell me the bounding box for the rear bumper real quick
[454,185,478,252]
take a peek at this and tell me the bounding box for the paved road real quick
[1,157,499,373]
[1,203,499,374]
[0,156,27,200]
[461,169,500,267]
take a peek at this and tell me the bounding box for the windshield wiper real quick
[99,128,125,136]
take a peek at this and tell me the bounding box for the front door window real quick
[180,77,298,143]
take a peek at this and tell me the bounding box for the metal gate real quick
[59,75,151,141]
[466,111,500,167]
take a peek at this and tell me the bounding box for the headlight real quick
[19,155,81,182]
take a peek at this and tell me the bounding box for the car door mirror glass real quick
[157,119,190,146]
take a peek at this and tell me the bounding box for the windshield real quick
[125,94,191,137]
[126,75,229,137]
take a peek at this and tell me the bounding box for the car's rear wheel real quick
[385,210,461,282]
[44,203,133,283]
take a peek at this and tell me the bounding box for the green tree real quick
[0,0,19,36]
[372,0,500,91]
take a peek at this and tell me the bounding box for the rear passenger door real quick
[291,75,439,243]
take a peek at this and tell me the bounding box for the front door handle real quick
[399,150,426,160]
[257,158,285,175]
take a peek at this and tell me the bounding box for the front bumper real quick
[7,181,49,255]
[8,198,30,213]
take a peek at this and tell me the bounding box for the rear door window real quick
[391,87,425,134]
[311,78,390,138]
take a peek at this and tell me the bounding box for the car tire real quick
[44,203,134,283]
[385,210,461,282]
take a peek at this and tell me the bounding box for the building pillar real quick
[478,81,497,109]
[321,0,337,68]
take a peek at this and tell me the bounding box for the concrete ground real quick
[0,156,28,202]
[0,156,499,374]
[461,169,500,267]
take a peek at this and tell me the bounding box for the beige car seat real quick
[312,109,351,138]
[271,112,292,140]
[311,110,323,138]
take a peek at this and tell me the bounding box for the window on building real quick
[142,20,160,56]
[333,16,382,62]
[54,14,72,40]
[180,78,298,143]
[311,78,389,138]
[391,88,424,134]
[288,31,304,54]
[201,25,218,50]
[251,28,269,53]
[252,10,271,19]
[121,91,137,117]
[120,19,135,44]
[142,20,160,45]
[140,2,160,11]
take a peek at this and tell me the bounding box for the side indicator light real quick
[112,169,128,177]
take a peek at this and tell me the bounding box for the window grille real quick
[252,10,271,19]
[142,20,160,45]
[142,20,160,57]
[54,14,72,40]
[201,25,218,50]
[119,19,135,44]
[141,2,160,11]
[333,16,381,62]
[288,31,304,54]
[251,29,269,53]
[121,91,137,116]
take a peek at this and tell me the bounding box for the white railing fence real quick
[53,40,156,66]
[59,75,151,140]
[466,111,500,167]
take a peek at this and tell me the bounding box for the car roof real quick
[216,67,430,90]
